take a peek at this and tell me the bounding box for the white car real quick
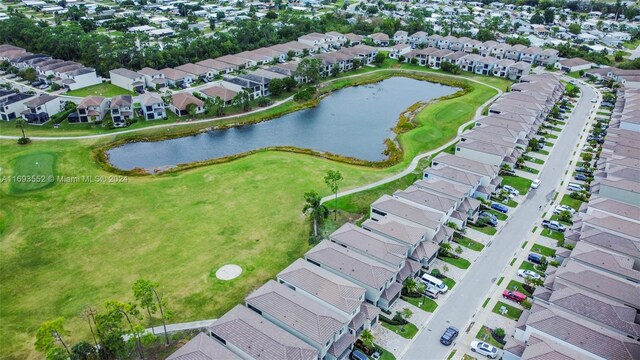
[591,98,597,103]
[470,340,498,359]
[518,269,541,280]
[502,185,520,196]
[553,205,575,215]
[530,179,541,189]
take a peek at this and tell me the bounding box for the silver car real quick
[470,340,498,358]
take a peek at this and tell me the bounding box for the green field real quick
[560,194,584,211]
[65,82,137,97]
[531,243,556,257]
[475,326,504,349]
[401,295,438,312]
[455,235,485,252]
[8,152,57,193]
[469,223,497,235]
[0,67,508,358]
[439,255,471,269]
[506,280,532,296]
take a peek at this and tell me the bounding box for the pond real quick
[107,77,459,171]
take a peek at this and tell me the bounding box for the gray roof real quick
[361,217,426,247]
[525,302,640,360]
[425,165,483,187]
[413,178,471,200]
[245,280,348,346]
[432,153,499,178]
[520,335,589,360]
[330,223,408,268]
[24,94,58,108]
[305,240,396,289]
[110,67,141,79]
[371,195,441,229]
[277,258,365,315]
[393,186,457,213]
[209,305,318,360]
[167,332,241,360]
[139,93,163,106]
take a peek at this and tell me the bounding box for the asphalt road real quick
[401,80,598,360]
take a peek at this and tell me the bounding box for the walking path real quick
[143,319,216,336]
[0,69,502,142]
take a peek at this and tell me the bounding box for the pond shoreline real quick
[95,72,470,176]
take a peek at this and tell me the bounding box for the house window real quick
[372,209,386,217]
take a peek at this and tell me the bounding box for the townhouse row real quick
[0,44,102,91]
[166,73,565,360]
[503,87,640,360]
[585,66,640,90]
[378,32,559,67]
[0,89,63,123]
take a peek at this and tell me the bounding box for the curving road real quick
[0,69,501,141]
[400,78,599,360]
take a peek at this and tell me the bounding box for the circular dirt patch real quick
[215,264,242,280]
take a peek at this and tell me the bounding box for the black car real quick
[574,173,589,181]
[575,167,592,174]
[440,326,459,346]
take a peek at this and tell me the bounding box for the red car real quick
[503,290,527,303]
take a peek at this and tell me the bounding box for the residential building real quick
[109,68,145,92]
[138,67,167,89]
[75,96,109,123]
[22,95,62,124]
[0,93,36,121]
[109,95,133,128]
[169,93,204,116]
[139,93,166,120]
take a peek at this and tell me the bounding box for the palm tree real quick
[439,242,452,257]
[360,330,375,352]
[15,118,27,139]
[302,191,329,237]
[403,278,418,294]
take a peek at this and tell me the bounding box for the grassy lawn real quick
[541,228,564,242]
[401,295,438,312]
[0,66,507,358]
[454,235,485,251]
[443,277,456,290]
[482,298,490,308]
[623,38,640,50]
[500,175,532,195]
[475,326,504,349]
[519,261,545,276]
[525,156,545,165]
[560,194,584,211]
[497,276,504,286]
[381,321,419,339]
[492,301,523,321]
[506,280,532,296]
[378,345,396,360]
[469,224,497,235]
[9,152,57,193]
[535,149,550,155]
[531,243,556,257]
[65,82,136,97]
[488,209,508,221]
[439,255,471,269]
[521,166,540,174]
[550,214,572,225]
[0,141,394,359]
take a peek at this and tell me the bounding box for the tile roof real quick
[330,223,408,268]
[371,195,441,229]
[245,280,348,346]
[167,332,241,360]
[277,258,365,315]
[305,240,396,289]
[361,217,426,246]
[209,305,318,360]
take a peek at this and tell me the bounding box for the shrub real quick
[493,328,506,340]
[430,269,441,278]
[17,137,31,145]
[521,299,532,310]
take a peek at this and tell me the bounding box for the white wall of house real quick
[66,71,102,90]
[110,71,145,91]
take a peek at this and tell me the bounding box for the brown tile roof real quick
[77,96,105,109]
[245,280,348,346]
[305,240,396,289]
[167,332,241,360]
[171,93,204,111]
[209,305,318,360]
[277,259,365,315]
[200,85,238,102]
[361,217,425,247]
[371,195,441,229]
[330,223,408,268]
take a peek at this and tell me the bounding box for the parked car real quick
[439,326,459,346]
[567,183,585,192]
[530,179,541,189]
[39,84,49,90]
[31,80,44,87]
[478,213,497,227]
[575,166,592,174]
[502,185,519,196]
[503,290,527,303]
[423,286,440,299]
[518,269,542,280]
[553,205,575,215]
[491,203,509,213]
[350,350,369,360]
[479,211,497,221]
[542,220,566,232]
[470,340,499,359]
[574,173,589,181]
[528,253,546,265]
[591,98,597,103]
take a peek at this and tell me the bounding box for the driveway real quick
[400,80,598,360]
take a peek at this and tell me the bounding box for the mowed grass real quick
[381,321,419,339]
[492,301,523,321]
[501,175,532,195]
[9,152,57,193]
[401,295,438,312]
[560,194,584,211]
[0,140,393,359]
[65,82,136,97]
[531,243,556,257]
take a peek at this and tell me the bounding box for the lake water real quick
[107,77,458,171]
